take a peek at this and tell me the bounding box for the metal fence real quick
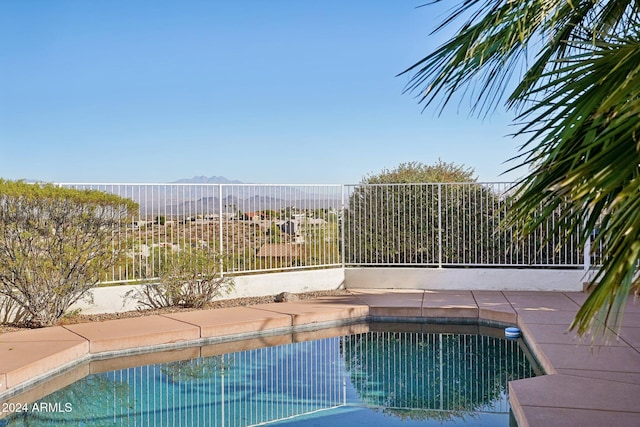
[62,183,343,283]
[343,182,584,267]
[60,182,588,284]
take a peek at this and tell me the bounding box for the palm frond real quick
[506,36,640,335]
[405,1,640,335]
[402,0,640,115]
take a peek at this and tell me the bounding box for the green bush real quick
[128,248,234,309]
[0,180,138,327]
[344,161,501,264]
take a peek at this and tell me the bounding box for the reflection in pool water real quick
[0,324,538,426]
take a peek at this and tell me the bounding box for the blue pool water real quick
[0,324,538,426]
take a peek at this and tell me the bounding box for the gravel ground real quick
[0,289,352,334]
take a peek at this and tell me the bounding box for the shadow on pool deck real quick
[2,289,640,426]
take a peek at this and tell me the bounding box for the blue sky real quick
[1,1,526,184]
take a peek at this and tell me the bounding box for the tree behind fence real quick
[344,183,583,267]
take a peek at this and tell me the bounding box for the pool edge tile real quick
[7,289,637,427]
[90,347,203,374]
[514,404,640,427]
[478,307,517,324]
[421,306,478,318]
[0,327,90,391]
[200,334,294,358]
[1,340,89,389]
[162,306,292,339]
[63,315,200,353]
[249,302,369,326]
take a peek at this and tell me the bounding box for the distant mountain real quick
[173,176,243,184]
[59,179,342,215]
[171,193,342,215]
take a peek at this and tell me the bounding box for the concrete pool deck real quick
[1,289,640,426]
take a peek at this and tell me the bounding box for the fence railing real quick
[60,182,588,284]
[343,182,584,267]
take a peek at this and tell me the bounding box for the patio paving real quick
[0,326,89,392]
[1,289,640,426]
[162,306,292,338]
[507,291,640,426]
[63,314,200,353]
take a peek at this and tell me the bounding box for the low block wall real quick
[71,268,346,315]
[5,267,586,318]
[344,267,586,291]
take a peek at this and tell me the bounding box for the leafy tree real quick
[363,160,475,184]
[263,209,279,219]
[0,180,137,327]
[269,222,282,243]
[344,161,501,265]
[401,1,640,334]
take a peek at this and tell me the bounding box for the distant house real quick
[277,220,305,243]
[128,242,179,258]
[221,212,237,221]
[278,219,299,235]
[242,211,266,221]
[292,213,306,222]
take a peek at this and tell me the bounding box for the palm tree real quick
[401,1,640,335]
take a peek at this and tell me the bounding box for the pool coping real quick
[2,289,640,426]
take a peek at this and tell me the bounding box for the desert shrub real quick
[0,180,137,327]
[129,248,234,309]
[0,295,29,325]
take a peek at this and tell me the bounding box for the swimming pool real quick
[0,323,539,426]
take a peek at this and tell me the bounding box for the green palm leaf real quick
[403,1,640,336]
[509,37,640,335]
[402,1,640,113]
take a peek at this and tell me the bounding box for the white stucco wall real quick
[344,267,586,291]
[48,267,587,316]
[70,284,144,314]
[71,268,346,315]
[229,268,345,298]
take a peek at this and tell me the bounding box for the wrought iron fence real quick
[343,182,584,267]
[61,183,343,283]
[60,182,587,284]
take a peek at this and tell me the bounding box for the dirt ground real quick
[0,289,352,334]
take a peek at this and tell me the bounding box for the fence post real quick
[341,184,345,269]
[583,220,591,279]
[218,184,225,276]
[438,183,443,268]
